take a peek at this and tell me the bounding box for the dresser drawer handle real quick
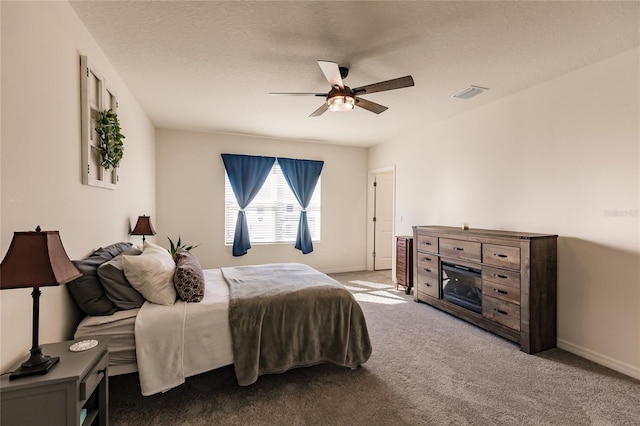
[493,273,509,279]
[423,242,432,246]
[454,247,464,251]
[424,282,432,287]
[494,253,508,258]
[494,308,508,315]
[423,268,431,273]
[423,257,431,262]
[494,288,508,295]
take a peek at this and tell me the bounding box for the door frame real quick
[366,165,396,271]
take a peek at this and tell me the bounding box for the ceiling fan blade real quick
[309,103,329,117]
[355,97,388,114]
[318,60,344,90]
[353,75,414,96]
[269,92,327,97]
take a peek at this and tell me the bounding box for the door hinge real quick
[372,252,376,257]
[373,217,377,222]
[373,181,377,187]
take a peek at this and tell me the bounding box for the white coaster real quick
[70,339,98,352]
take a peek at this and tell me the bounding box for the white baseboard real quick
[321,265,367,274]
[557,338,640,380]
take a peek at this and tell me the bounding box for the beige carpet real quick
[109,270,640,425]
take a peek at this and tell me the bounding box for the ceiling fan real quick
[269,60,414,117]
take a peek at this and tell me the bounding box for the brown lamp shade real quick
[1,230,81,290]
[131,215,156,237]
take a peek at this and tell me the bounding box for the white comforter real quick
[134,269,234,396]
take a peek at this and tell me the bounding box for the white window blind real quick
[224,162,321,245]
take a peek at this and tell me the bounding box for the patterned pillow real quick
[173,248,205,303]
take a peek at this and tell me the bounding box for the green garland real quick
[95,109,125,169]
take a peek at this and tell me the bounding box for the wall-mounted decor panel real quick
[80,55,118,189]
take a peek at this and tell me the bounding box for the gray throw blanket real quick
[222,263,372,386]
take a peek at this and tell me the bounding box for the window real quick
[224,162,321,245]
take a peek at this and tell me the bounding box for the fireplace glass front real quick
[441,261,482,314]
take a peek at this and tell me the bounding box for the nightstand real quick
[1,337,109,426]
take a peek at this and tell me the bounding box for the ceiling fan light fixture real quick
[271,60,414,116]
[327,95,355,112]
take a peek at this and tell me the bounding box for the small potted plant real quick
[168,236,200,257]
[95,109,125,169]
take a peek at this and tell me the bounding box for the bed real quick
[72,251,371,396]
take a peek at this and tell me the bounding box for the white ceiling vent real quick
[453,85,489,99]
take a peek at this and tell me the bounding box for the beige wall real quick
[2,0,636,382]
[0,2,156,372]
[369,48,640,379]
[156,129,368,273]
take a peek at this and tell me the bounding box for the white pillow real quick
[122,242,177,305]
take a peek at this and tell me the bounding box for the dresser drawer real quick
[416,274,438,298]
[483,244,521,270]
[483,296,520,331]
[416,254,438,279]
[396,255,406,268]
[79,350,108,402]
[440,238,481,262]
[416,252,437,265]
[483,280,520,305]
[416,234,438,253]
[482,265,520,289]
[396,258,407,271]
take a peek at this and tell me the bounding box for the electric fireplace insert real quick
[441,261,482,314]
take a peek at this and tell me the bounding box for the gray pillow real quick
[68,249,117,316]
[67,242,134,316]
[173,249,205,303]
[98,247,145,310]
[101,241,134,258]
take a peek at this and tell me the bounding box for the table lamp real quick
[130,215,156,243]
[0,228,81,379]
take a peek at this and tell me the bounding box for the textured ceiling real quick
[70,1,639,147]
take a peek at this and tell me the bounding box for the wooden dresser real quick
[413,225,557,354]
[395,236,413,294]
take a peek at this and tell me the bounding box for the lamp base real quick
[10,355,59,380]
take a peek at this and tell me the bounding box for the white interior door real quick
[373,171,393,270]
